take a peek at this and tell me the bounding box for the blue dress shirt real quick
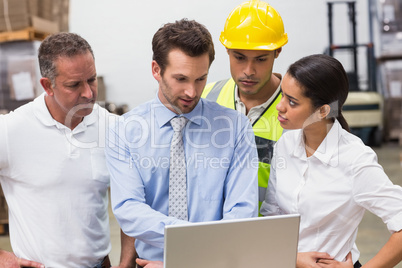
[106,97,258,261]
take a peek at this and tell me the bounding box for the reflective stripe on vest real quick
[203,78,283,215]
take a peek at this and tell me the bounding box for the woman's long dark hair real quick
[286,54,350,131]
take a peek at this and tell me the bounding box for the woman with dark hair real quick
[261,54,402,267]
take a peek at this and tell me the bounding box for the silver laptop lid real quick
[164,214,300,268]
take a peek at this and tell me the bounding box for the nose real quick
[276,97,285,112]
[184,83,197,99]
[244,61,255,77]
[81,82,94,99]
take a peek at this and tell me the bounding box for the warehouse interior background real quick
[69,0,374,109]
[0,0,401,267]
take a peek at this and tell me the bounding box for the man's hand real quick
[136,258,163,268]
[0,250,45,268]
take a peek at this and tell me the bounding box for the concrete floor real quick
[0,142,401,267]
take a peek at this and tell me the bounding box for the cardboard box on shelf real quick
[382,60,402,98]
[381,0,402,33]
[0,41,42,111]
[38,0,69,32]
[0,16,58,34]
[0,0,29,32]
[7,56,37,101]
[59,0,69,32]
[28,0,39,17]
[31,16,59,33]
[380,33,402,57]
[0,0,65,34]
[0,14,30,32]
[0,0,29,15]
[384,97,402,142]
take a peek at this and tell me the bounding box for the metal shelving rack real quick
[375,0,402,144]
[325,1,383,146]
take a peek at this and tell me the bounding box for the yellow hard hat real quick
[220,0,288,50]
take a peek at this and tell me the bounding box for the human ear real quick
[319,104,331,119]
[40,77,54,96]
[151,60,161,81]
[274,48,282,58]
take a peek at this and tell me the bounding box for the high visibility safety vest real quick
[202,78,283,215]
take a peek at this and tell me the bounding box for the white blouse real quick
[260,120,402,263]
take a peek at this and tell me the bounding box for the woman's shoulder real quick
[277,129,301,145]
[275,129,302,154]
[339,130,379,167]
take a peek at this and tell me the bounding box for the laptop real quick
[163,214,300,268]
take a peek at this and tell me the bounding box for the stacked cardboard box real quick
[0,0,69,34]
[0,41,42,112]
[381,0,402,33]
[38,0,69,32]
[384,98,402,143]
[0,0,31,32]
[380,60,402,143]
[380,0,402,56]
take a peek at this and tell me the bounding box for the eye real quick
[256,57,267,62]
[176,77,186,82]
[289,99,297,106]
[196,77,206,82]
[67,83,79,88]
[234,55,245,61]
[88,77,97,84]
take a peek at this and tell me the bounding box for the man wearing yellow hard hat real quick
[202,0,288,214]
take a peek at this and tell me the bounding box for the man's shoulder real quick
[200,98,249,126]
[121,99,154,119]
[89,103,115,126]
[1,101,34,123]
[202,98,237,114]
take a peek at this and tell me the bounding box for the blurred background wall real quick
[69,0,374,109]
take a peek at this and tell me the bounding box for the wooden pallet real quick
[0,27,50,43]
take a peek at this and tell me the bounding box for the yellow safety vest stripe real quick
[202,79,236,109]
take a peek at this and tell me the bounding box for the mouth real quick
[76,100,95,110]
[179,98,194,106]
[277,114,287,123]
[239,79,258,86]
[82,100,95,105]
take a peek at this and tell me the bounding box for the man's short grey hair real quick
[38,32,94,85]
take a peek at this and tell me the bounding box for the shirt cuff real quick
[386,211,402,233]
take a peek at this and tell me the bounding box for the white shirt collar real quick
[33,92,98,132]
[292,120,343,167]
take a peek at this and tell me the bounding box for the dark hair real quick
[152,18,215,76]
[287,54,350,131]
[38,32,94,85]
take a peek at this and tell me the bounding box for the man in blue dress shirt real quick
[105,19,258,267]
